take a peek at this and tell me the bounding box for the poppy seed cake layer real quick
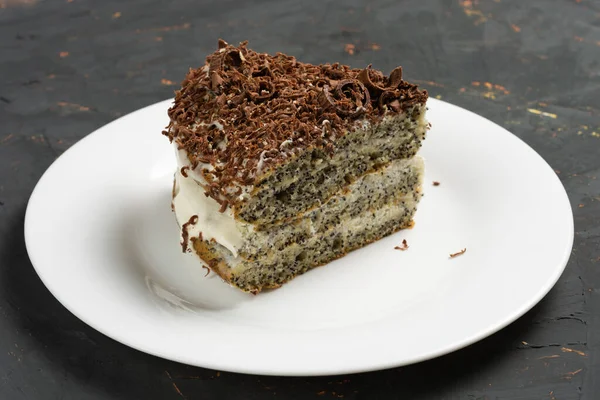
[193,190,420,293]
[237,105,427,226]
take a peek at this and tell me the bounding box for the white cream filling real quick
[175,148,212,184]
[175,146,254,202]
[172,170,245,257]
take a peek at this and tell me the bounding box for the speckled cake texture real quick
[164,40,429,293]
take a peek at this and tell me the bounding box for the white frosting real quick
[172,171,244,257]
[174,146,253,194]
[175,147,215,180]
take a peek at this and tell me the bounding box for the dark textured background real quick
[1,0,599,399]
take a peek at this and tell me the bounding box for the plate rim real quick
[24,98,574,376]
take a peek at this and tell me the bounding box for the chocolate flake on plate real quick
[449,248,467,258]
[394,239,409,251]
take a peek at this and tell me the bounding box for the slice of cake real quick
[163,40,429,293]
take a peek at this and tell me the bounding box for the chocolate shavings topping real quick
[180,215,198,253]
[163,40,428,211]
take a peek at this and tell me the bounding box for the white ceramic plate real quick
[25,99,573,376]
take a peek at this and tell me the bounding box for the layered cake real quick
[163,40,429,293]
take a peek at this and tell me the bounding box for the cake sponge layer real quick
[237,156,424,260]
[184,155,424,293]
[236,104,427,226]
[195,191,419,293]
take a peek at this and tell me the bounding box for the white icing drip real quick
[237,192,250,202]
[172,170,244,257]
[176,148,212,184]
[279,139,293,150]
[211,121,224,130]
[256,150,268,175]
[215,139,227,151]
[190,120,224,131]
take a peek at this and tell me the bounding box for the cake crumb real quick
[433,181,440,186]
[449,248,467,258]
[202,265,210,277]
[394,239,409,251]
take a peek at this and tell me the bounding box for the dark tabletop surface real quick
[1,0,599,399]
